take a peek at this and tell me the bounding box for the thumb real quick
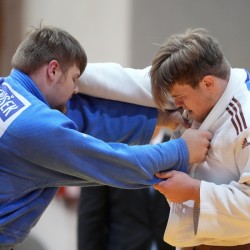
[153,183,161,191]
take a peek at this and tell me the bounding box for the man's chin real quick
[54,104,67,114]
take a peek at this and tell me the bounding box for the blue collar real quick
[244,68,250,91]
[10,69,48,105]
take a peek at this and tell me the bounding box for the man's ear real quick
[47,60,59,81]
[201,75,215,90]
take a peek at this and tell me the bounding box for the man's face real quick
[170,82,214,123]
[50,64,80,112]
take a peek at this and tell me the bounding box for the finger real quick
[153,184,160,190]
[155,171,173,178]
[154,179,171,194]
[201,130,213,141]
[207,131,213,141]
[153,180,167,191]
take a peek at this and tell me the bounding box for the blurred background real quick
[1,0,249,249]
[1,0,250,76]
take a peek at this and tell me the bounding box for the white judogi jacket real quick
[78,63,250,247]
[165,68,250,247]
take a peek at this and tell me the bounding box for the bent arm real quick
[14,108,189,189]
[78,62,176,110]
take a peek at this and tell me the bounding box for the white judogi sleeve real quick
[77,62,176,110]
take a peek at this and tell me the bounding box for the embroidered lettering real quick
[0,82,30,137]
[0,85,25,122]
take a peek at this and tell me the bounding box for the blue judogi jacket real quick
[0,69,188,246]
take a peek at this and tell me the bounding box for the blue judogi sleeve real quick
[66,94,157,145]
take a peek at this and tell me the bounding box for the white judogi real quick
[165,68,250,247]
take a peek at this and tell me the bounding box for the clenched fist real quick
[181,128,212,164]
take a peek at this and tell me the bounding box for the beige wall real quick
[22,0,132,66]
[130,0,250,69]
[0,0,23,75]
[0,0,132,75]
[1,0,250,76]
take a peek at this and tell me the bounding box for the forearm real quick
[78,62,178,110]
[27,119,189,189]
[77,62,155,107]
